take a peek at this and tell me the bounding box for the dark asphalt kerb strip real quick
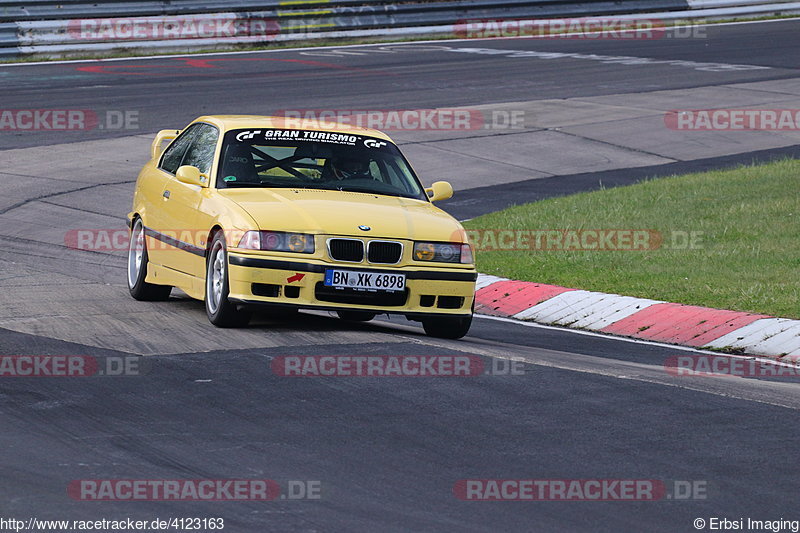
[439,143,800,221]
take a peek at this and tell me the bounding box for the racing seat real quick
[221,144,260,184]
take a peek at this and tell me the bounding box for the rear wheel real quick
[337,311,376,322]
[422,314,472,339]
[127,218,171,301]
[205,232,252,328]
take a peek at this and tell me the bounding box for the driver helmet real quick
[330,157,369,180]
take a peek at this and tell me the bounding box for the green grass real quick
[464,158,800,318]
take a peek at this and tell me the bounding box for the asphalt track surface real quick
[3,19,800,151]
[2,20,800,533]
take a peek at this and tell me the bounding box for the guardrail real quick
[0,0,798,59]
[0,0,693,22]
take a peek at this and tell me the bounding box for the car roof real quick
[191,115,395,142]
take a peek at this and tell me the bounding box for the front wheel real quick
[422,314,472,339]
[205,232,251,328]
[127,218,171,301]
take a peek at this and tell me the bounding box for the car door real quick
[157,123,220,278]
[144,124,199,268]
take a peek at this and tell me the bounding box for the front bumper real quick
[227,253,476,318]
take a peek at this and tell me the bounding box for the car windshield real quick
[217,128,428,200]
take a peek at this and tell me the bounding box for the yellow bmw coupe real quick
[127,116,476,338]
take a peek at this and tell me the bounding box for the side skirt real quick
[147,262,205,300]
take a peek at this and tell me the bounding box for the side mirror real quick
[150,129,178,160]
[176,165,208,187]
[425,181,454,202]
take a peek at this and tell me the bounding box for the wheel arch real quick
[205,225,225,262]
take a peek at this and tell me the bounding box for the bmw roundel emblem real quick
[358,225,371,231]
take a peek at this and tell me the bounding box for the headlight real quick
[413,242,473,264]
[238,231,315,253]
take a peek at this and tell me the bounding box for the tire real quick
[205,231,252,328]
[422,314,472,339]
[337,310,376,322]
[127,218,172,301]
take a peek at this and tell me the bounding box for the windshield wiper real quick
[334,185,405,197]
[224,182,413,198]
[225,182,317,189]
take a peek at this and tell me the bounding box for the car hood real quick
[219,188,465,242]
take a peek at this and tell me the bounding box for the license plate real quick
[324,269,405,292]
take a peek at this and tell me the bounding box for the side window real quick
[379,159,408,191]
[181,124,219,174]
[368,161,381,181]
[160,125,199,174]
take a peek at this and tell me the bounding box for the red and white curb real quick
[475,274,800,363]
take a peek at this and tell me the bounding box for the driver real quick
[328,157,371,180]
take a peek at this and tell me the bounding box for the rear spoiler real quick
[150,129,180,160]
